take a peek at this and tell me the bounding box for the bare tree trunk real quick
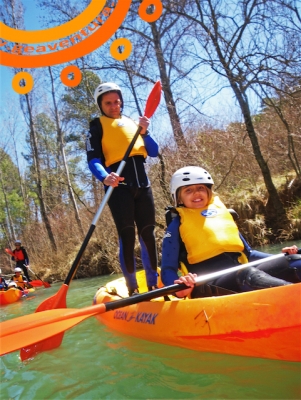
[177,0,291,237]
[260,88,301,178]
[150,22,187,149]
[228,83,290,232]
[48,67,85,238]
[0,169,16,241]
[23,93,57,252]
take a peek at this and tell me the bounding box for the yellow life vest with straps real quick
[12,274,26,289]
[177,196,245,264]
[100,116,147,167]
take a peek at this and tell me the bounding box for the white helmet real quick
[170,166,214,206]
[8,282,17,288]
[14,267,22,273]
[15,239,21,245]
[93,82,123,111]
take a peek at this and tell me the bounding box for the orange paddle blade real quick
[41,281,51,288]
[1,303,107,356]
[20,333,65,361]
[29,280,44,287]
[5,248,14,257]
[144,81,162,118]
[20,284,69,360]
[31,279,51,289]
[35,284,68,312]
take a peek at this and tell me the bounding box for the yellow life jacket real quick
[177,196,244,264]
[100,116,147,167]
[12,274,26,288]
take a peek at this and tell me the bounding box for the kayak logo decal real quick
[201,210,218,218]
[114,310,158,325]
[1,0,163,94]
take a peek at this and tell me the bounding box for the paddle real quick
[4,248,16,258]
[27,266,51,288]
[0,253,287,357]
[19,81,162,360]
[28,280,44,287]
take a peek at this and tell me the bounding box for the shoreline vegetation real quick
[2,161,300,284]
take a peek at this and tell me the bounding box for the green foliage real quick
[0,148,26,241]
[62,70,101,128]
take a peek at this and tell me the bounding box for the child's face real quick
[179,184,209,209]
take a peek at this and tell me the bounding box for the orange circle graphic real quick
[0,0,105,43]
[12,72,34,94]
[0,0,132,68]
[110,38,132,61]
[60,66,82,87]
[138,0,163,23]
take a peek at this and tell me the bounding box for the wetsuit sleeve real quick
[161,216,181,286]
[142,134,159,157]
[86,119,105,163]
[88,158,109,183]
[86,119,109,183]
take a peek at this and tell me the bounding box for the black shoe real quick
[128,288,139,297]
[148,285,158,292]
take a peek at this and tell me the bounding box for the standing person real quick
[86,82,159,296]
[10,240,31,282]
[161,166,292,298]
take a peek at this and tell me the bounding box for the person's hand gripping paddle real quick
[19,81,162,361]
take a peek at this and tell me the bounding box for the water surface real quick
[1,242,300,399]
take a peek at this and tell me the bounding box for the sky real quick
[0,1,42,103]
[0,1,52,172]
[0,0,251,168]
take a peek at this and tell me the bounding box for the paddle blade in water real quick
[20,284,68,360]
[28,267,51,288]
[20,333,64,361]
[29,280,44,287]
[41,281,51,288]
[144,81,162,118]
[1,304,107,356]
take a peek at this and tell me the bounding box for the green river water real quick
[1,242,300,400]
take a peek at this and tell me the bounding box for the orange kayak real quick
[0,288,35,306]
[94,271,301,362]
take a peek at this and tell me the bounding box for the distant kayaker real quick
[0,269,8,290]
[9,240,31,282]
[86,82,159,296]
[10,267,31,291]
[161,166,292,298]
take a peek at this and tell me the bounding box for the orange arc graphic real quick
[0,0,132,68]
[0,0,106,43]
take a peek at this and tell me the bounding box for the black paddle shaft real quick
[65,128,143,285]
[103,253,287,311]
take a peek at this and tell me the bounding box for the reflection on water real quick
[1,243,301,400]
